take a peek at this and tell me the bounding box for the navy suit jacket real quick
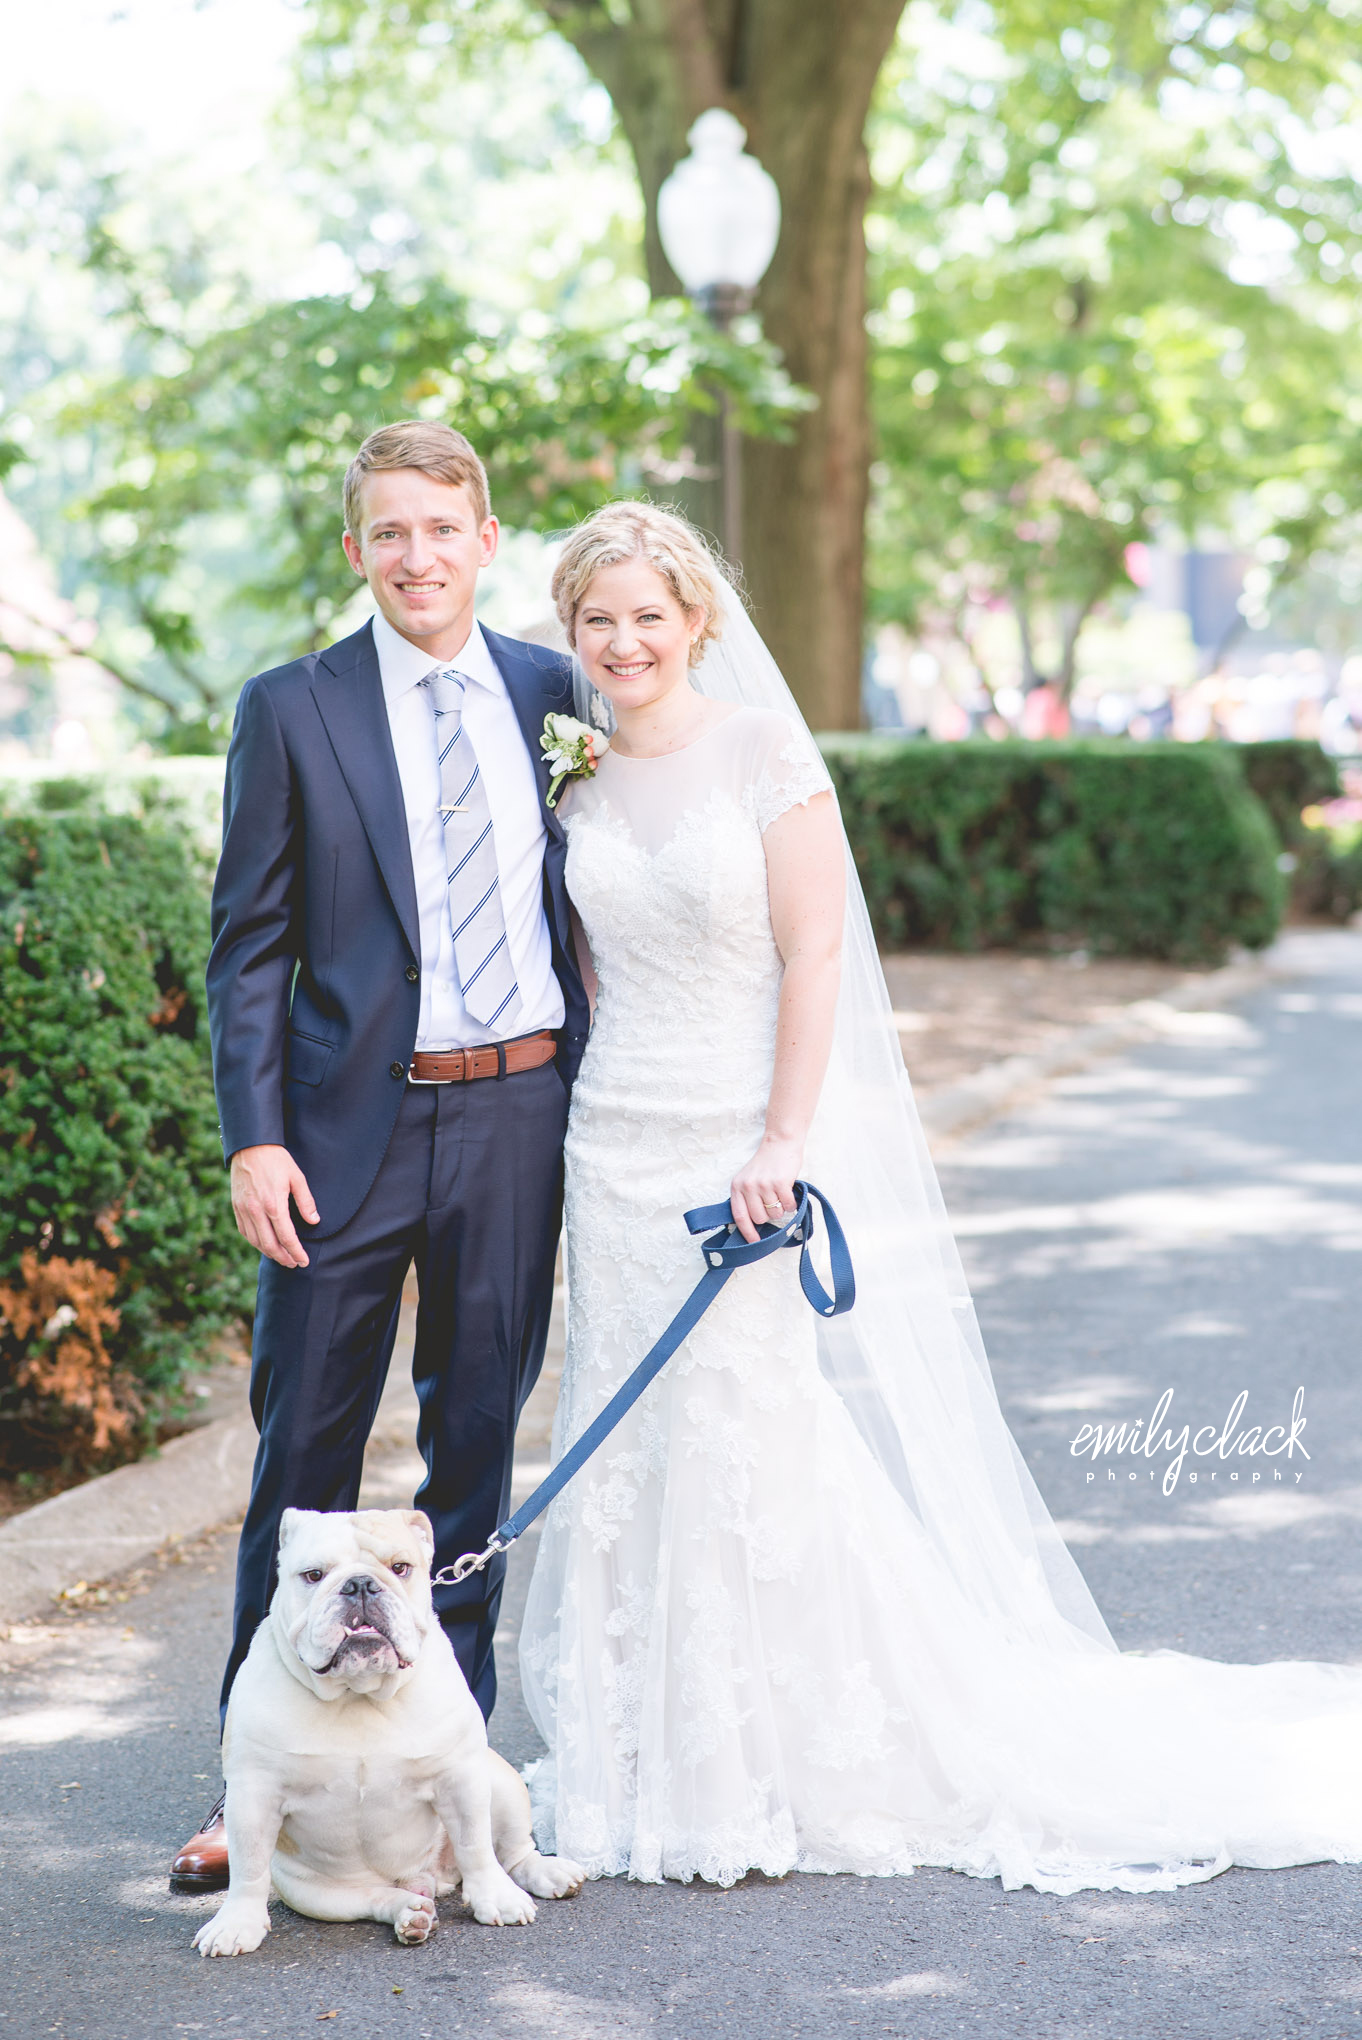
[206,618,589,1240]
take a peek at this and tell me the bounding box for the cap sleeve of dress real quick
[740,709,835,834]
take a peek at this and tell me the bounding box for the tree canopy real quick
[0,76,802,736]
[67,273,804,717]
[7,0,1362,740]
[867,0,1362,695]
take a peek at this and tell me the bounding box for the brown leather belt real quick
[407,1029,558,1085]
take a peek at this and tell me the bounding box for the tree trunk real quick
[1056,597,1099,706]
[1013,596,1042,689]
[540,0,904,729]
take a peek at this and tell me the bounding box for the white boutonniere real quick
[540,712,609,809]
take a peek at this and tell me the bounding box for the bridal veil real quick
[561,573,1362,1893]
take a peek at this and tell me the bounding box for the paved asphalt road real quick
[3,931,1361,2040]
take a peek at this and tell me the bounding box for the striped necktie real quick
[421,667,521,1034]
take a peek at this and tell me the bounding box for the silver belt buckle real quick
[406,1055,462,1085]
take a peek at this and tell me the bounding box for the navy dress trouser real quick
[221,1060,569,1725]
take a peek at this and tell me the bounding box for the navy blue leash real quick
[432,1180,855,1587]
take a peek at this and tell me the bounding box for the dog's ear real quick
[401,1510,435,1561]
[278,1507,318,1554]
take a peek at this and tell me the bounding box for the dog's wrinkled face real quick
[272,1508,435,1700]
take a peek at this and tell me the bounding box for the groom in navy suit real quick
[171,421,588,1890]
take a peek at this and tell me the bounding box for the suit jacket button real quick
[405,965,419,983]
[389,1060,406,1079]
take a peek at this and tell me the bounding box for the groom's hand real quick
[230,1145,320,1268]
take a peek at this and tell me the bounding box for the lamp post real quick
[657,109,781,568]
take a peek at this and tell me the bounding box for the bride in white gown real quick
[520,501,1362,1895]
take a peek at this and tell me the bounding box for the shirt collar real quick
[371,610,504,707]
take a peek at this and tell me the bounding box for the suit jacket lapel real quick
[310,620,422,960]
[483,626,569,847]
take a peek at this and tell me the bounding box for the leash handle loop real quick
[683,1180,855,1318]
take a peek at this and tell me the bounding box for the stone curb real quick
[0,938,1298,1623]
[1,1413,258,1623]
[915,951,1276,1145]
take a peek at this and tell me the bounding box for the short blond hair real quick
[343,420,491,534]
[550,502,726,667]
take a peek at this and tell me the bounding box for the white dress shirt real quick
[371,610,564,1050]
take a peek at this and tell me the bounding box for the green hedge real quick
[820,737,1284,963]
[1233,738,1362,923]
[1235,739,1340,847]
[0,798,255,1476]
[1298,817,1362,922]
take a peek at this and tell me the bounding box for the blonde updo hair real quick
[551,502,727,668]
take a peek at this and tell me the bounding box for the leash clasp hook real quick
[432,1533,508,1587]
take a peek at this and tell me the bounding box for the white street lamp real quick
[658,108,781,313]
[657,109,781,562]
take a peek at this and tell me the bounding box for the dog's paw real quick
[511,1849,585,1901]
[193,1903,270,1958]
[393,1891,438,1946]
[463,1870,537,1926]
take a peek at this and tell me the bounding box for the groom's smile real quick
[342,467,499,662]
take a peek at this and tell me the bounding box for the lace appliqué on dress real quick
[744,730,834,835]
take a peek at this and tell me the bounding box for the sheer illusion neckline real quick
[605,704,740,764]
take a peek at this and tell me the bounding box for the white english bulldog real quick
[193,1507,582,1957]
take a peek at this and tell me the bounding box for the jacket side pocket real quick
[286,1029,334,1088]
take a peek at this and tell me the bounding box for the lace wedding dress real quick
[520,701,1362,1894]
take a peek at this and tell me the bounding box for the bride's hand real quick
[730,1136,801,1245]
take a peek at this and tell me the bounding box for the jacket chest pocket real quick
[286,1028,334,1088]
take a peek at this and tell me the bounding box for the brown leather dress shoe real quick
[170,1789,228,1893]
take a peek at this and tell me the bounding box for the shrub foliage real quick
[819,738,1284,962]
[1236,739,1362,923]
[1235,739,1340,847]
[0,805,254,1476]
